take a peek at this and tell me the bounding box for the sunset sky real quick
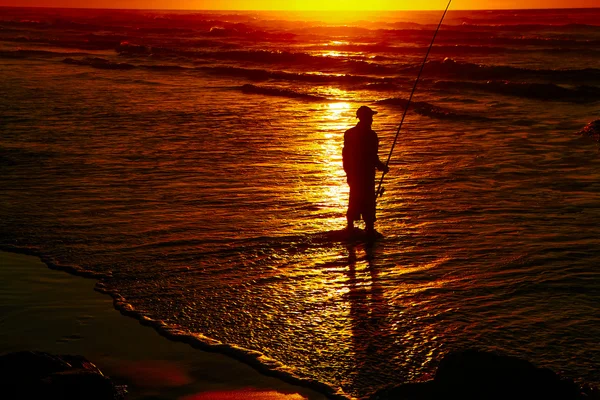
[1,0,599,10]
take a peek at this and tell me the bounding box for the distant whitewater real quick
[1,7,599,399]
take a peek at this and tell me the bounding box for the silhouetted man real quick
[343,106,388,234]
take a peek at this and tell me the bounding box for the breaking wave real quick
[117,44,396,75]
[376,97,492,121]
[63,57,136,70]
[0,49,90,58]
[406,58,600,83]
[308,43,600,57]
[59,56,395,85]
[435,80,600,103]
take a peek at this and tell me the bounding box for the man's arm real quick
[376,158,389,173]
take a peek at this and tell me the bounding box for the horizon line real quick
[1,5,600,12]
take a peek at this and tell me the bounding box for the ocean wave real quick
[434,80,600,103]
[308,42,600,59]
[455,12,600,30]
[456,36,600,49]
[0,17,108,33]
[59,56,386,85]
[115,40,238,56]
[117,44,395,75]
[201,26,297,42]
[445,23,600,33]
[54,56,600,101]
[404,58,600,83]
[62,56,191,71]
[373,26,600,48]
[0,33,129,50]
[117,44,318,63]
[486,23,600,32]
[431,44,600,57]
[197,65,385,84]
[144,64,189,71]
[0,49,90,59]
[363,81,401,91]
[63,57,135,70]
[310,43,521,55]
[360,27,600,49]
[240,84,327,101]
[376,97,491,121]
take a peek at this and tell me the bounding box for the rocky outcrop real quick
[0,351,125,400]
[579,119,600,142]
[369,349,598,400]
[2,349,597,400]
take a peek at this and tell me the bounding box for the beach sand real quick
[0,251,327,400]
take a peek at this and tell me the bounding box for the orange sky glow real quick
[1,0,599,10]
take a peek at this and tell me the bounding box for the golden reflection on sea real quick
[281,227,458,389]
[306,102,352,231]
[321,51,345,58]
[288,98,460,374]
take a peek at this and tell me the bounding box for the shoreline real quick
[2,247,598,400]
[0,250,330,400]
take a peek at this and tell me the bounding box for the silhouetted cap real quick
[356,106,378,119]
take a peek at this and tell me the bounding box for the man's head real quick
[356,106,377,124]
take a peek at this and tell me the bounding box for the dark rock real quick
[0,351,126,400]
[432,349,580,400]
[579,119,600,142]
[370,349,593,400]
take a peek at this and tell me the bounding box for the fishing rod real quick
[376,0,452,199]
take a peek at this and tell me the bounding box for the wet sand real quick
[0,251,327,400]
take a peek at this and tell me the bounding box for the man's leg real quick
[346,183,359,231]
[364,186,377,234]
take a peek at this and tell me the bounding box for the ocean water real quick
[1,6,599,398]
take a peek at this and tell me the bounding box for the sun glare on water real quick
[305,102,353,230]
[326,101,351,117]
[322,51,345,58]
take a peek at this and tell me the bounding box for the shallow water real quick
[0,251,325,400]
[1,7,599,398]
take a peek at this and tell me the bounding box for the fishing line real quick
[376,0,452,199]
